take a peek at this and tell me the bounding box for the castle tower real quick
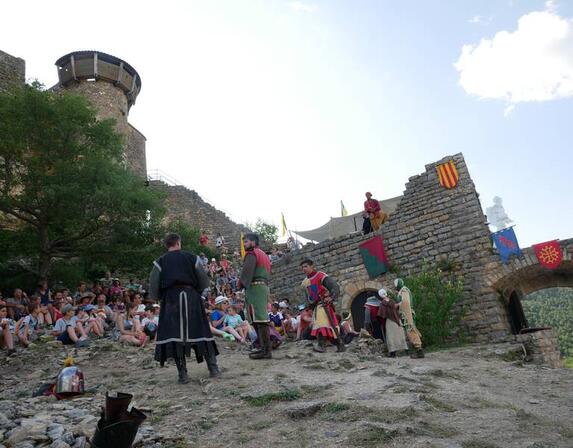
[55,51,146,177]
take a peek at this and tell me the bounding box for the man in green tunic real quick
[238,233,273,360]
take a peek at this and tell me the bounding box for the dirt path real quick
[1,338,572,448]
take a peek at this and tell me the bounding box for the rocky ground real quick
[1,336,572,448]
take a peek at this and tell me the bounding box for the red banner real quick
[533,240,563,269]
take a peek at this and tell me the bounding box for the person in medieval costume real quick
[377,288,408,357]
[149,233,220,384]
[394,278,424,358]
[300,259,345,353]
[238,233,273,360]
[363,295,384,341]
[363,192,387,232]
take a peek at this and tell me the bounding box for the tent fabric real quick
[296,197,402,243]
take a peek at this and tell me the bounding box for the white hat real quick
[279,301,288,309]
[378,288,387,298]
[215,296,228,305]
[136,304,146,313]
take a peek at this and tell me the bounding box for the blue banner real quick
[492,227,522,264]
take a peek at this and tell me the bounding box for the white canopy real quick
[296,196,402,243]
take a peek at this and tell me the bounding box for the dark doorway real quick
[507,291,528,334]
[351,289,379,331]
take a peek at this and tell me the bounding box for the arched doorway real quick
[350,289,378,331]
[507,291,528,334]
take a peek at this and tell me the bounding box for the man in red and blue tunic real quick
[300,259,345,353]
[238,233,273,360]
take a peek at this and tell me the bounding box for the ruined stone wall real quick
[270,153,512,342]
[0,50,25,92]
[150,180,250,250]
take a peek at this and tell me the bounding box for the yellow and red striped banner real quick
[436,160,459,189]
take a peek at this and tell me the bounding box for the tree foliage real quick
[250,218,278,247]
[398,267,465,348]
[0,83,164,281]
[522,288,573,357]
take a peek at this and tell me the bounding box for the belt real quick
[173,283,194,288]
[251,281,267,286]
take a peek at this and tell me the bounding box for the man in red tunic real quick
[300,259,345,353]
[363,192,386,231]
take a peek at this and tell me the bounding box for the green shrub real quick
[401,267,464,348]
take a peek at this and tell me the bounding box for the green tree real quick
[250,218,278,247]
[399,267,465,347]
[0,83,164,281]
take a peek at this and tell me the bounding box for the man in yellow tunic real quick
[394,278,424,358]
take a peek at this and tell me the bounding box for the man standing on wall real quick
[300,259,345,353]
[394,278,425,358]
[149,233,220,383]
[238,233,273,360]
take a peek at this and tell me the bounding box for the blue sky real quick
[1,0,571,247]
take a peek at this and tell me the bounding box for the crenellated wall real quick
[0,50,25,92]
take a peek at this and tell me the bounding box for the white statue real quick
[486,196,513,231]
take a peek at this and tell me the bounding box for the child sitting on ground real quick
[52,304,89,346]
[141,305,159,341]
[0,305,16,354]
[223,305,248,343]
[15,304,40,347]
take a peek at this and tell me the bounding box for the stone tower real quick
[54,51,147,177]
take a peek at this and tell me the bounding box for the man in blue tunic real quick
[149,233,220,383]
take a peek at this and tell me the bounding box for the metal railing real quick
[147,168,249,227]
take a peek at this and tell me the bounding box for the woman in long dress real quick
[377,288,408,357]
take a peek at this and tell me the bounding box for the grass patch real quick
[421,395,457,412]
[322,402,351,413]
[243,389,301,407]
[418,420,459,438]
[564,356,573,368]
[348,423,398,446]
[251,420,273,430]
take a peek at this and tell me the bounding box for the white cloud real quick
[455,9,573,105]
[289,1,318,13]
[468,15,492,25]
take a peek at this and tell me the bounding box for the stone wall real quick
[517,329,563,368]
[270,153,512,342]
[150,180,250,250]
[0,50,25,92]
[127,124,147,177]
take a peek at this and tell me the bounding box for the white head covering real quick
[378,288,387,298]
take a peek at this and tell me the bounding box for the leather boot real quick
[174,355,189,384]
[248,324,263,355]
[410,348,425,359]
[249,324,272,359]
[313,334,326,353]
[206,353,221,378]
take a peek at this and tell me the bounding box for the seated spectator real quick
[79,292,95,308]
[282,310,298,339]
[0,305,16,354]
[113,302,146,347]
[269,247,284,263]
[77,306,104,337]
[296,304,314,340]
[269,302,284,333]
[219,254,230,273]
[15,304,41,347]
[208,258,219,277]
[223,305,247,343]
[110,279,123,297]
[199,252,209,269]
[52,304,89,346]
[211,296,242,342]
[95,294,114,328]
[6,288,28,321]
[339,311,359,344]
[73,281,88,304]
[141,305,159,340]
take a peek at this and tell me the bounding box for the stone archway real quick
[349,289,379,331]
[340,279,385,311]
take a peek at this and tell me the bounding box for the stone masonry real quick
[270,153,572,345]
[150,180,250,250]
[0,50,25,92]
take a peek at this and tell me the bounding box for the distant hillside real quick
[522,288,573,356]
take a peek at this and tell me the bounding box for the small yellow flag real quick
[281,213,288,237]
[240,232,246,259]
[341,200,348,217]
